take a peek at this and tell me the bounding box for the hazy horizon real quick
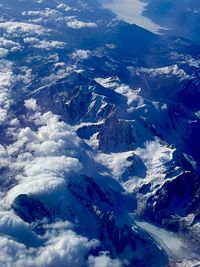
[102,0,164,33]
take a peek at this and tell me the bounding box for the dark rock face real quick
[98,212,168,267]
[172,150,194,172]
[98,113,135,153]
[12,194,50,223]
[144,171,200,232]
[192,213,200,226]
[32,74,94,124]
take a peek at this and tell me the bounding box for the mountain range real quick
[0,0,200,266]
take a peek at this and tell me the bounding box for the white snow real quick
[135,220,200,262]
[124,140,175,192]
[139,65,189,80]
[96,151,134,179]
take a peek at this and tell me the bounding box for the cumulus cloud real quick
[24,98,38,111]
[0,105,101,267]
[0,229,98,267]
[66,18,97,29]
[0,145,10,168]
[23,8,60,19]
[0,37,21,52]
[35,231,97,267]
[24,37,65,50]
[34,40,64,50]
[0,21,48,35]
[22,8,64,27]
[0,48,8,58]
[0,210,42,247]
[72,49,91,59]
[56,3,71,11]
[3,109,84,206]
[0,62,30,126]
[88,253,122,267]
[0,60,14,124]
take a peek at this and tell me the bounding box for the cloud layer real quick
[0,101,105,267]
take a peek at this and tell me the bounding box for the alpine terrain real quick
[0,0,199,266]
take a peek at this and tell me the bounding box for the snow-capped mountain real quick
[0,0,199,266]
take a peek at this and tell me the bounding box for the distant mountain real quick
[142,0,200,44]
[0,0,199,266]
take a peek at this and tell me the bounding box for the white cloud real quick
[4,111,83,206]
[0,210,41,247]
[0,145,10,168]
[0,106,102,267]
[43,220,72,232]
[0,37,21,51]
[0,60,13,124]
[0,229,98,267]
[66,19,97,29]
[35,231,98,267]
[0,48,8,58]
[22,8,65,27]
[88,253,122,267]
[24,98,38,111]
[96,151,134,180]
[57,3,71,11]
[0,21,48,35]
[23,37,39,45]
[24,37,65,50]
[72,49,91,59]
[22,8,60,20]
[34,40,64,50]
[0,62,31,125]
[16,66,33,86]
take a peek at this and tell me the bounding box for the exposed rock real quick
[98,113,135,153]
